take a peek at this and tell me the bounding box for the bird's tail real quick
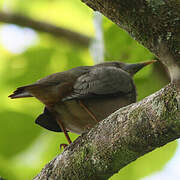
[9,85,33,99]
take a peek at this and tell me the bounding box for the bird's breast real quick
[53,93,135,134]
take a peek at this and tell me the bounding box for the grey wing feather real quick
[64,66,134,100]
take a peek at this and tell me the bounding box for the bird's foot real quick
[60,143,69,150]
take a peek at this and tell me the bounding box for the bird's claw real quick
[60,143,68,150]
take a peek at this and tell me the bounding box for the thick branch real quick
[0,12,92,47]
[82,0,180,81]
[33,83,180,180]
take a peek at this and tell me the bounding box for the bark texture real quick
[34,0,180,179]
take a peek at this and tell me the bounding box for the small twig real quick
[0,12,92,47]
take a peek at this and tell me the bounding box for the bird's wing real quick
[63,66,134,100]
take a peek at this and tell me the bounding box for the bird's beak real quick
[124,60,157,76]
[140,60,157,66]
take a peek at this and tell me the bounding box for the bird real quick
[9,60,156,146]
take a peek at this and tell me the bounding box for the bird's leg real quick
[46,105,72,148]
[78,100,98,123]
[56,118,72,149]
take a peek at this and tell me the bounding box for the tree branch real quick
[0,12,92,47]
[34,83,180,180]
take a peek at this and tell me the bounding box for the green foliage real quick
[0,110,39,157]
[15,0,94,35]
[0,0,176,180]
[103,18,153,61]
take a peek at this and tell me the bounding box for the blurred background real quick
[0,0,178,179]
